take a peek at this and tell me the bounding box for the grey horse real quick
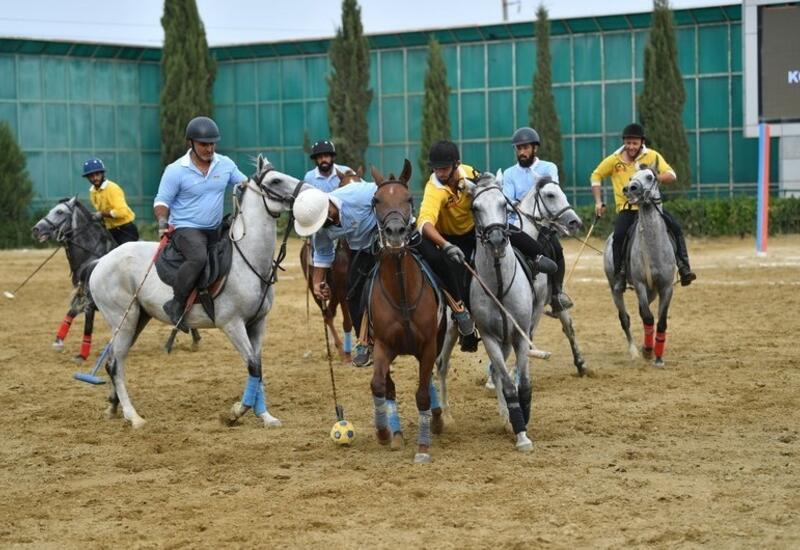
[513,175,586,375]
[439,172,535,452]
[31,198,202,359]
[87,155,310,428]
[603,167,676,367]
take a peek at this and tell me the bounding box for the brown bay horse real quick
[299,167,363,362]
[369,159,444,464]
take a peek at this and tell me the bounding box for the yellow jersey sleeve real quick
[590,153,617,185]
[417,178,446,230]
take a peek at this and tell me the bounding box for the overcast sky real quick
[0,0,734,47]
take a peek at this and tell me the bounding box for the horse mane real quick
[474,172,499,188]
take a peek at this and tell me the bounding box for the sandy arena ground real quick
[1,235,798,548]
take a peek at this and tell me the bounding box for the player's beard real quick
[517,155,534,168]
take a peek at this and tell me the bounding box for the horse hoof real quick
[72,355,87,365]
[129,416,146,429]
[653,357,665,368]
[516,433,534,452]
[104,405,119,419]
[413,453,432,464]
[641,346,654,359]
[376,428,391,445]
[390,432,404,450]
[260,412,282,427]
[52,339,65,352]
[485,377,496,391]
[628,345,640,359]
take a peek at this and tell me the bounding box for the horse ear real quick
[400,158,412,185]
[256,154,265,173]
[356,165,364,178]
[495,168,503,186]
[463,179,477,196]
[371,165,384,185]
[335,168,345,180]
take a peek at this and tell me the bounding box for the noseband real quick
[247,163,305,218]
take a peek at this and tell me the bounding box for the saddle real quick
[155,217,234,322]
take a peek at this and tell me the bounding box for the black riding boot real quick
[674,234,696,286]
[163,298,189,333]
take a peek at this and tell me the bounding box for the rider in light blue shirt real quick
[153,116,248,330]
[309,180,378,267]
[292,180,378,368]
[503,127,572,315]
[303,139,352,193]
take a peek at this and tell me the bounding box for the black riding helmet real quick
[428,140,460,169]
[185,116,221,143]
[622,123,646,141]
[512,127,540,146]
[310,140,336,159]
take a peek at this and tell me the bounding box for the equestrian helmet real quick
[511,127,540,146]
[185,116,221,143]
[428,140,460,169]
[310,140,336,159]
[82,158,106,177]
[622,123,646,141]
[292,188,330,236]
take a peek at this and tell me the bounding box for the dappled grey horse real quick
[32,198,116,361]
[439,172,535,452]
[31,197,201,360]
[603,167,676,367]
[515,175,585,375]
[88,155,310,428]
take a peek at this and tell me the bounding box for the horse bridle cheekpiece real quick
[373,180,415,251]
[531,179,575,230]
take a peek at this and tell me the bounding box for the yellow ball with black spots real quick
[330,420,355,445]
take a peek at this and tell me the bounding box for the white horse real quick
[603,167,676,367]
[88,155,310,428]
[514,175,585,375]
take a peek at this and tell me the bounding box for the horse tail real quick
[77,259,101,305]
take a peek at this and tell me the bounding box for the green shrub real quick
[575,196,800,238]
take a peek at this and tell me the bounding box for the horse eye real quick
[270,178,281,185]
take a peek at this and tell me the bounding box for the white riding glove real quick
[442,242,466,265]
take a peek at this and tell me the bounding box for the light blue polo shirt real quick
[154,150,247,229]
[303,163,353,193]
[312,180,378,268]
[502,159,560,226]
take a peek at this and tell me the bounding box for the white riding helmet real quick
[293,188,330,236]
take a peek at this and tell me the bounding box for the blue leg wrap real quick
[253,381,267,416]
[428,379,441,410]
[386,399,402,433]
[242,375,260,408]
[418,409,432,447]
[343,331,352,353]
[373,395,388,430]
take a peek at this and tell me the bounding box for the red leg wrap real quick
[654,332,666,357]
[643,323,655,349]
[56,315,74,340]
[80,335,92,359]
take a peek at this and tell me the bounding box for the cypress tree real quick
[0,122,34,248]
[418,38,451,187]
[160,0,216,167]
[327,0,372,170]
[638,0,691,195]
[529,5,563,177]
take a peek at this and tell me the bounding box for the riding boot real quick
[351,343,372,368]
[451,303,478,353]
[532,254,558,276]
[163,298,189,333]
[674,235,697,286]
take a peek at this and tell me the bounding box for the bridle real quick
[520,181,577,234]
[471,183,519,249]
[372,180,416,252]
[626,170,662,207]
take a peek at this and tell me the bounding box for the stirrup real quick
[351,344,372,368]
[163,299,189,333]
[452,309,475,336]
